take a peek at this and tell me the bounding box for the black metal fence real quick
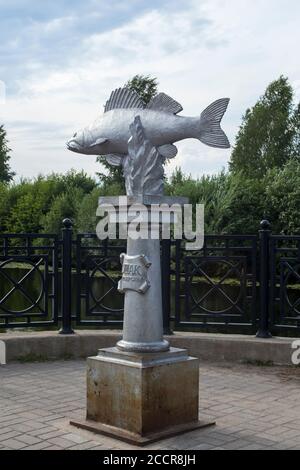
[0,233,59,329]
[0,219,300,337]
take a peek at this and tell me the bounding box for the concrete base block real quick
[71,347,212,444]
[70,418,214,446]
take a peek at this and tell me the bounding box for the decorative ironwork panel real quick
[184,256,247,318]
[75,234,125,326]
[270,235,300,331]
[172,235,257,332]
[0,234,59,329]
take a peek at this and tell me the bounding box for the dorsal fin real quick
[104,88,145,112]
[147,92,183,114]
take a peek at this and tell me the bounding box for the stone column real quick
[117,236,169,353]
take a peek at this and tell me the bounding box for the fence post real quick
[256,219,272,338]
[161,239,173,335]
[59,218,75,335]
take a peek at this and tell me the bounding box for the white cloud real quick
[43,15,77,33]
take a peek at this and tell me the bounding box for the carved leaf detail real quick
[124,116,164,196]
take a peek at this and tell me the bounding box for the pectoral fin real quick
[105,154,124,166]
[158,144,178,159]
[89,137,108,148]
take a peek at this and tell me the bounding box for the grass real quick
[241,358,274,367]
[17,353,50,363]
[17,352,74,363]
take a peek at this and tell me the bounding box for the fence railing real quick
[0,232,59,329]
[0,219,300,337]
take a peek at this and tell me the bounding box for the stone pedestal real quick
[71,194,214,445]
[71,347,214,446]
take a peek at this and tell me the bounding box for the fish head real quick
[67,128,89,154]
[67,127,108,155]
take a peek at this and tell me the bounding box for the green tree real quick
[217,173,267,234]
[0,125,15,183]
[0,182,9,231]
[264,159,300,234]
[291,102,300,158]
[125,74,158,104]
[77,187,102,233]
[229,76,296,177]
[42,186,84,234]
[96,75,158,190]
[5,191,47,233]
[1,171,97,234]
[166,168,234,234]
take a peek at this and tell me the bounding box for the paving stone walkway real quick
[0,360,300,450]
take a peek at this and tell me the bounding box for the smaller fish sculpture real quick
[67,87,230,166]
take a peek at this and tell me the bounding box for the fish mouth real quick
[66,140,82,153]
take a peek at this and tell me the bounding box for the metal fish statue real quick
[67,87,230,165]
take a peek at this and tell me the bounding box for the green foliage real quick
[166,164,300,235]
[264,159,300,234]
[0,182,9,230]
[291,102,300,158]
[56,169,96,194]
[0,125,15,183]
[217,173,266,234]
[0,170,97,234]
[96,74,158,189]
[2,162,300,236]
[96,163,125,192]
[125,74,158,105]
[230,76,297,177]
[166,168,234,234]
[77,187,102,233]
[1,179,44,233]
[76,182,125,233]
[42,186,84,234]
[6,190,50,233]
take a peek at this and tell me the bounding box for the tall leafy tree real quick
[229,76,296,177]
[291,101,300,159]
[0,125,15,183]
[125,74,158,104]
[96,75,158,189]
[2,171,97,234]
[264,159,300,234]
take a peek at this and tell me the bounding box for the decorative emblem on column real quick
[118,253,151,294]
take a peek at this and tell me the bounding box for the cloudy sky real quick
[0,0,299,180]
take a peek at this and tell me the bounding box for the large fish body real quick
[67,88,230,164]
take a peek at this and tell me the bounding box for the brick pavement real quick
[0,359,299,450]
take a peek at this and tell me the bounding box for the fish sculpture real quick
[67,87,230,166]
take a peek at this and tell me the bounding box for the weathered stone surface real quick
[85,347,200,436]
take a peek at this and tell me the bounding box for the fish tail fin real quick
[199,98,230,148]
